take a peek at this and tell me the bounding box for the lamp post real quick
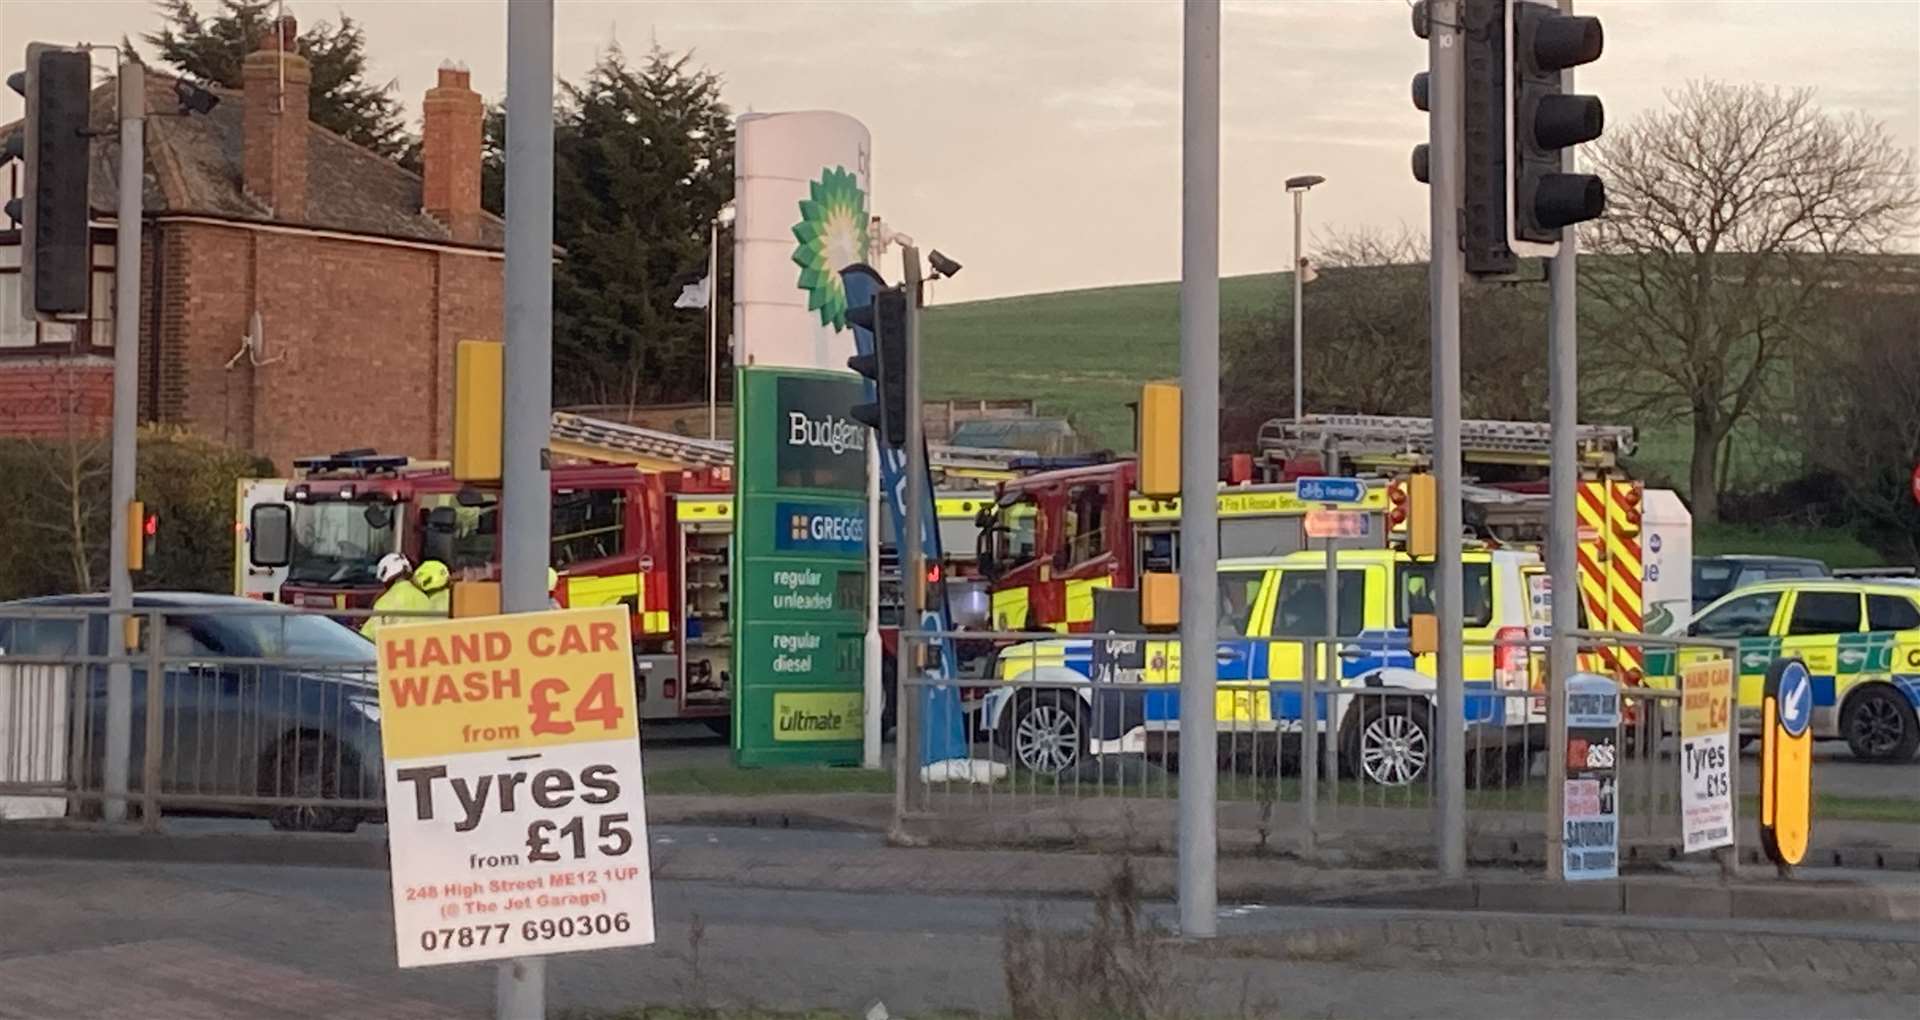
[1284,173,1325,421]
[708,200,736,440]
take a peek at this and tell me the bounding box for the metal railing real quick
[0,603,410,833]
[892,625,1740,868]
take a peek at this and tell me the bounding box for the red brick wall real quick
[0,356,114,438]
[165,221,502,470]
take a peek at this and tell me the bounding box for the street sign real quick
[1679,659,1735,854]
[1761,657,1814,870]
[1295,476,1368,505]
[1562,673,1620,881]
[376,605,656,967]
[1303,509,1369,539]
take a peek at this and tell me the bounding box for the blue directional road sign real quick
[1296,476,1368,505]
[1776,659,1812,738]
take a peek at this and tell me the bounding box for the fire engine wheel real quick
[1842,687,1920,763]
[703,717,731,740]
[1343,700,1432,787]
[1006,691,1086,776]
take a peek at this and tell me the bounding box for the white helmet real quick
[375,553,412,584]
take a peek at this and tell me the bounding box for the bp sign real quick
[732,366,868,765]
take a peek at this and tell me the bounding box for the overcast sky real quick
[4,0,1916,303]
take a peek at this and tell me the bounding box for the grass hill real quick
[923,274,1280,453]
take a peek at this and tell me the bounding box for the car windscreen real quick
[1693,562,1739,603]
[288,502,395,585]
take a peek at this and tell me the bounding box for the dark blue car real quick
[0,592,384,832]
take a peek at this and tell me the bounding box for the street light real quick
[707,200,736,440]
[1284,173,1325,421]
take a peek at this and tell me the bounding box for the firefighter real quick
[548,568,564,609]
[362,553,431,639]
[415,559,452,617]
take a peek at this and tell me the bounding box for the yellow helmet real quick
[548,568,560,591]
[414,559,450,593]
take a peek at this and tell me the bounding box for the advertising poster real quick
[376,606,655,967]
[1563,673,1620,881]
[1680,658,1735,853]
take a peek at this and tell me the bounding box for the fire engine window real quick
[1063,484,1107,564]
[1787,591,1863,636]
[1271,570,1366,638]
[1868,594,1920,633]
[1690,591,1781,639]
[287,502,397,585]
[551,490,626,567]
[422,496,498,571]
[1396,563,1493,628]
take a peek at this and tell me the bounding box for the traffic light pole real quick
[1176,0,1221,940]
[499,0,554,1015]
[1545,0,1581,883]
[102,58,145,825]
[901,245,926,797]
[1426,0,1468,879]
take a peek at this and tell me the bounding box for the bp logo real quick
[790,166,868,330]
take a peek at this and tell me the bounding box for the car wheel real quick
[1842,686,1920,762]
[262,736,360,834]
[1006,690,1085,776]
[1344,699,1432,787]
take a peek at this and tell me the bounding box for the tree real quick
[1796,282,1920,565]
[550,46,735,409]
[1220,228,1548,447]
[1582,81,1918,522]
[143,0,414,161]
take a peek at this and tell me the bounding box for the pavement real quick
[641,724,1920,801]
[1,828,1918,1019]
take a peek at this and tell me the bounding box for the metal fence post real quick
[1300,638,1318,856]
[141,608,164,833]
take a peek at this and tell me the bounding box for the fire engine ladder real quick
[1257,413,1635,468]
[549,412,1034,481]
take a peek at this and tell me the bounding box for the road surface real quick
[0,826,1915,1019]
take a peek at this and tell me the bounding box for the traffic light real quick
[7,44,94,317]
[127,501,157,572]
[1461,0,1517,275]
[845,286,909,448]
[1408,2,1431,185]
[1508,0,1606,246]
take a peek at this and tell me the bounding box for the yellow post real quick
[1138,381,1181,498]
[453,339,504,482]
[1407,472,1437,559]
[452,581,501,619]
[126,499,145,572]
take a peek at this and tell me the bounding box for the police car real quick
[1650,579,1920,762]
[979,548,1550,783]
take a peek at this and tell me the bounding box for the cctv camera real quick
[928,250,962,278]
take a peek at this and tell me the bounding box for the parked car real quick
[1691,555,1828,613]
[0,592,383,831]
[1649,579,1920,762]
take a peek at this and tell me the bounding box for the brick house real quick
[0,18,503,469]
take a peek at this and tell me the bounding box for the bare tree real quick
[1582,80,1918,521]
[1220,226,1548,446]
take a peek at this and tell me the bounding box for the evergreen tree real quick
[550,46,735,408]
[144,0,414,161]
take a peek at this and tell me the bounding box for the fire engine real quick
[235,415,1034,730]
[977,413,1691,680]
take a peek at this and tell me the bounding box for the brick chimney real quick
[422,61,484,242]
[242,15,310,220]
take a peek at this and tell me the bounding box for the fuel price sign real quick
[376,605,655,967]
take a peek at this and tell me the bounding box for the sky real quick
[3,0,1917,303]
